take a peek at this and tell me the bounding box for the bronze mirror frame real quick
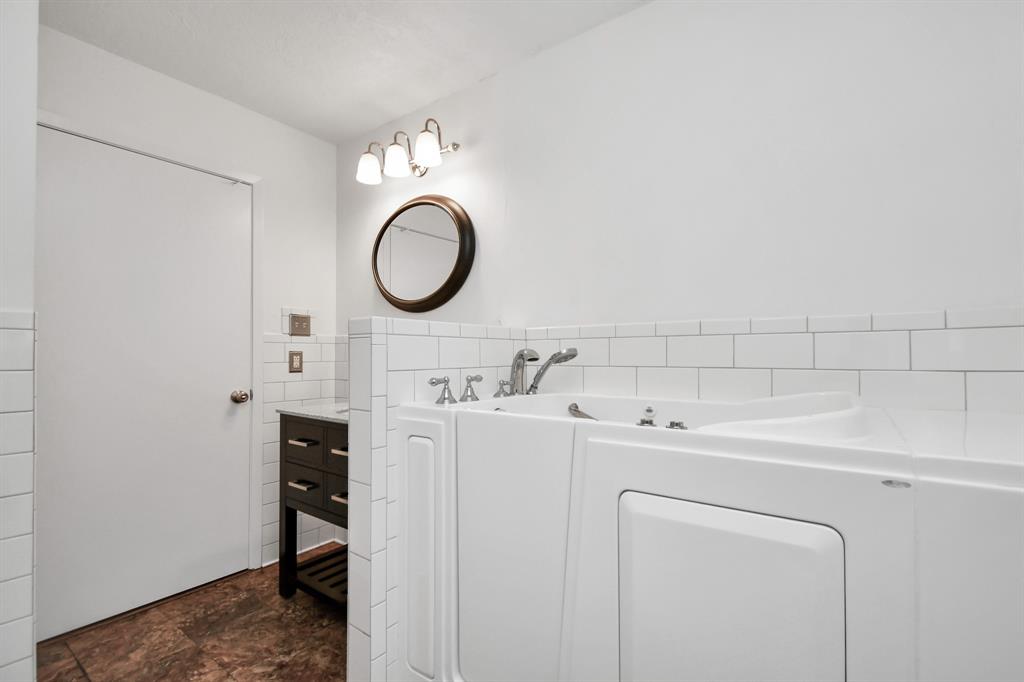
[371,194,475,313]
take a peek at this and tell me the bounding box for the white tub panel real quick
[456,411,576,682]
[619,493,845,681]
[561,425,915,682]
[917,477,1024,681]
[407,435,436,679]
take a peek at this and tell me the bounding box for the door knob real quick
[230,389,251,404]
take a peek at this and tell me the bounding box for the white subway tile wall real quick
[911,327,1024,371]
[656,320,700,336]
[346,305,1023,680]
[966,373,1024,413]
[0,312,34,676]
[860,371,966,410]
[871,310,945,331]
[945,305,1023,329]
[771,369,860,396]
[579,324,615,338]
[699,368,772,401]
[584,366,637,395]
[734,334,813,369]
[667,335,733,368]
[700,318,750,335]
[609,337,667,367]
[750,316,807,334]
[259,328,349,567]
[808,313,872,332]
[815,331,910,370]
[636,367,699,399]
[616,322,656,337]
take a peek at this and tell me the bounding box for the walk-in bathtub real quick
[393,392,1023,682]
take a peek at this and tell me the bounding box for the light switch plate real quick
[289,351,303,373]
[289,314,311,336]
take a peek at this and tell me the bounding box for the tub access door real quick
[456,410,576,682]
[619,493,845,681]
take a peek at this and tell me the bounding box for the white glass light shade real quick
[383,143,411,178]
[355,152,382,185]
[414,129,443,168]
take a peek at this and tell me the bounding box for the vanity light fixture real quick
[383,132,413,178]
[355,142,385,185]
[355,118,460,185]
[414,118,445,168]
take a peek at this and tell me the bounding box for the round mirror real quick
[372,195,475,312]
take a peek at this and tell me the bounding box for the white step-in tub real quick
[394,392,1023,682]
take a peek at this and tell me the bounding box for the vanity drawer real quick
[283,421,324,467]
[325,474,349,522]
[284,462,325,507]
[324,427,349,475]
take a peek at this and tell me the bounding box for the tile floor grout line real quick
[70,644,91,682]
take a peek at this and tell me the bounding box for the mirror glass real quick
[374,204,460,301]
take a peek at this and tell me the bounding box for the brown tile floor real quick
[37,543,347,681]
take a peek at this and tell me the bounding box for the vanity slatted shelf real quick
[277,409,349,607]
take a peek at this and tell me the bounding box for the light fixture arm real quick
[393,131,413,159]
[424,117,460,154]
[366,141,385,164]
[393,130,431,177]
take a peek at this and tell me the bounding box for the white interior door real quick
[35,127,253,639]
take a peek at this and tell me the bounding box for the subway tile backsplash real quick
[355,305,1022,412]
[0,312,34,672]
[734,333,813,369]
[259,329,349,564]
[911,327,1024,371]
[667,335,733,368]
[814,331,910,370]
[750,316,807,334]
[945,305,1023,329]
[966,373,1024,413]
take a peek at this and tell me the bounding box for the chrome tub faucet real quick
[509,348,540,395]
[527,348,578,394]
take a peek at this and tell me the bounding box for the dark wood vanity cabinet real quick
[278,413,349,607]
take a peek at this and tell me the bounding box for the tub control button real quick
[637,405,657,427]
[666,420,688,430]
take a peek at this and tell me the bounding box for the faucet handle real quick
[460,375,483,402]
[493,379,512,398]
[637,404,657,427]
[428,376,458,405]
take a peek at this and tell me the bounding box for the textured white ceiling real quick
[40,0,645,143]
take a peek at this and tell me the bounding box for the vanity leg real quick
[279,505,297,598]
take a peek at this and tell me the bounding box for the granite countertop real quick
[276,402,350,424]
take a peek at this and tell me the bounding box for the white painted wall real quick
[0,2,38,678]
[38,27,337,333]
[1,2,37,316]
[337,0,1024,328]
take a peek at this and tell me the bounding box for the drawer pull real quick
[330,448,349,457]
[288,480,318,492]
[330,494,349,505]
[288,438,319,448]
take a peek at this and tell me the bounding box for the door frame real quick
[37,109,267,570]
